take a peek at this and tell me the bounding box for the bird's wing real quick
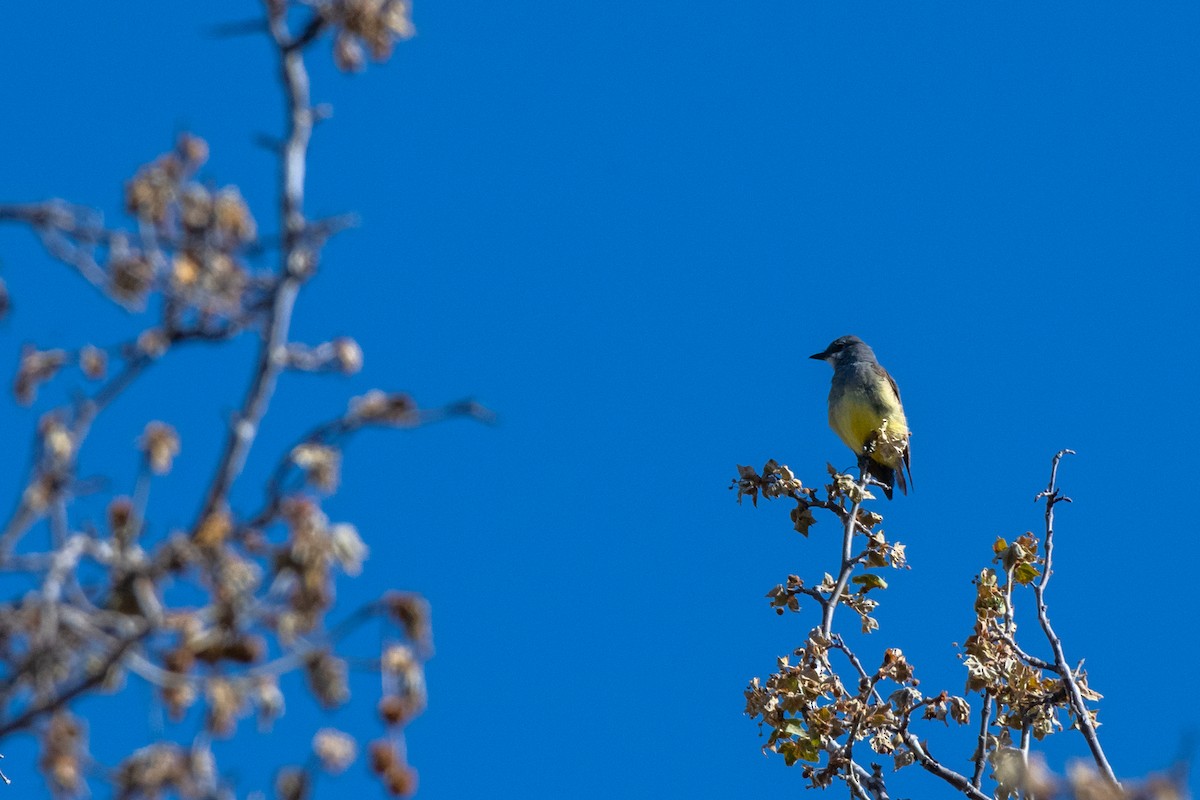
[872,362,912,486]
[872,362,902,403]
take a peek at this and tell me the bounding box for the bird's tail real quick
[862,457,897,500]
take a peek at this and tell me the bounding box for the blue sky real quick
[1,1,1198,798]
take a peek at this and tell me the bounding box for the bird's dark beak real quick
[809,350,828,361]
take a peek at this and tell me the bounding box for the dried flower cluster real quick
[0,2,492,799]
[113,742,218,799]
[735,450,1187,799]
[13,347,67,406]
[962,535,1100,745]
[323,0,417,72]
[123,134,259,316]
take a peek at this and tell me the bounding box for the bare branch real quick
[1030,450,1119,786]
[971,692,993,788]
[193,2,320,531]
[829,635,884,705]
[996,630,1055,671]
[820,471,871,636]
[286,13,327,52]
[246,396,495,531]
[848,762,890,800]
[899,732,991,800]
[206,17,270,38]
[0,201,126,308]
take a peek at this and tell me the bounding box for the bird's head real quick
[809,335,872,366]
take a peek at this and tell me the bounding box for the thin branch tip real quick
[449,398,498,425]
[206,18,270,39]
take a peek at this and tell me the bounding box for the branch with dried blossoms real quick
[0,1,470,798]
[734,452,1184,799]
[246,393,495,532]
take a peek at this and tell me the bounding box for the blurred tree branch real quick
[192,0,325,533]
[0,1,467,798]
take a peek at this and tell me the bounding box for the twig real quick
[0,353,151,558]
[285,13,327,53]
[971,692,993,788]
[829,636,884,705]
[996,629,1055,671]
[206,18,270,38]
[899,732,991,800]
[0,324,244,560]
[848,761,890,800]
[1031,450,1119,786]
[889,692,992,799]
[243,213,359,259]
[244,398,495,530]
[792,491,850,525]
[1002,558,1016,635]
[846,772,872,800]
[0,202,124,308]
[128,456,153,543]
[821,471,871,636]
[838,663,887,797]
[0,628,148,739]
[194,2,319,531]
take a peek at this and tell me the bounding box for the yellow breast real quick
[829,386,908,467]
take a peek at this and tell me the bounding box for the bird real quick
[809,335,912,499]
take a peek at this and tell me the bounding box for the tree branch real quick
[0,325,244,560]
[996,629,1055,671]
[0,627,148,740]
[971,692,992,788]
[821,471,871,636]
[1031,449,1119,786]
[899,732,991,800]
[245,397,495,531]
[0,202,123,308]
[194,2,318,531]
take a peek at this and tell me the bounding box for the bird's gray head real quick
[809,335,876,367]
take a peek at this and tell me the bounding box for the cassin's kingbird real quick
[810,335,912,499]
